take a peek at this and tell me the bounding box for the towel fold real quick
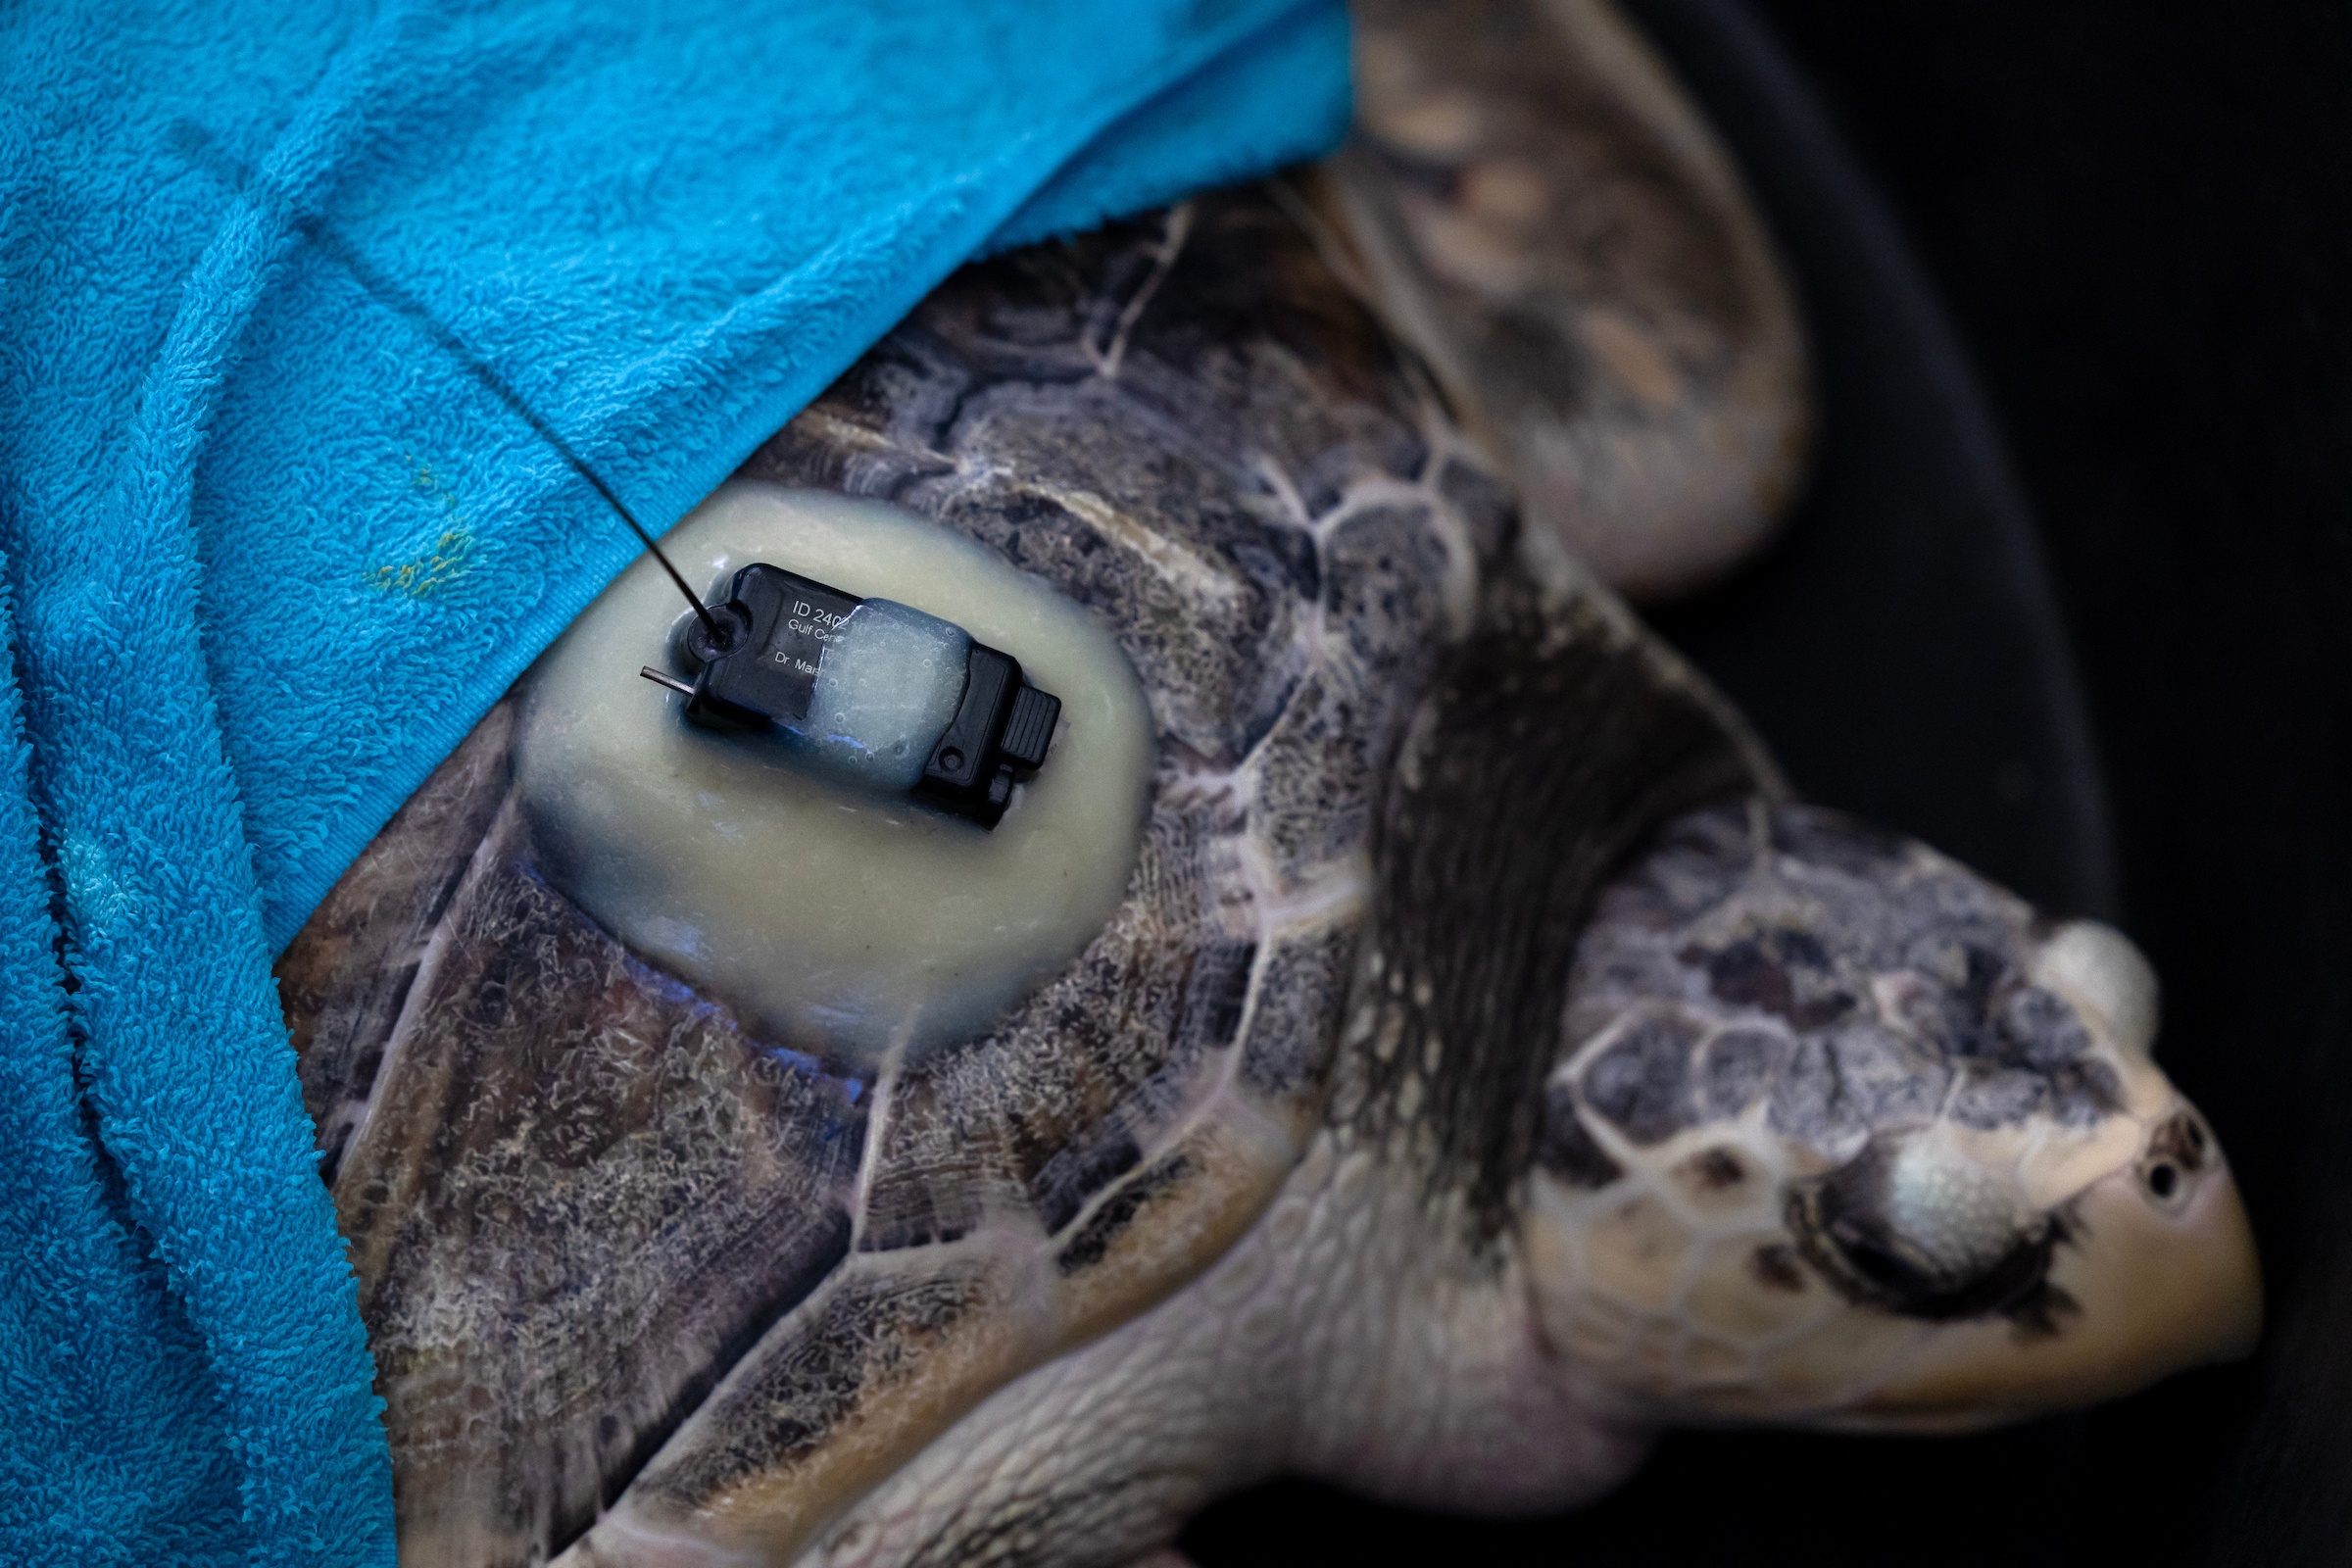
[0,0,1348,1558]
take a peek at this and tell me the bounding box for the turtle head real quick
[1522,803,2260,1432]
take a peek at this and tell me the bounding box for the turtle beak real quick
[1833,1108,2262,1432]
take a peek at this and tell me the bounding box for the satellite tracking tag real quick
[641,563,1062,828]
[168,127,1067,830]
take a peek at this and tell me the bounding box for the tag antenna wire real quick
[167,118,724,640]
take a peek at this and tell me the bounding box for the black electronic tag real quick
[641,563,1061,828]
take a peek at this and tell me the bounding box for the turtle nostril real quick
[2140,1110,2213,1210]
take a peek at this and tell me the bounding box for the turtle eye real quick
[1819,1215,1941,1299]
[1803,1202,2059,1322]
[1790,1134,2065,1324]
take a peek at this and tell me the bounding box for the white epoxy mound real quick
[517,482,1154,1065]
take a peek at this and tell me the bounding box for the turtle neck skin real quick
[783,1103,1653,1568]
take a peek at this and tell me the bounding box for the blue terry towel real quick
[0,1,1349,1560]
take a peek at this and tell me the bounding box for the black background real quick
[1718,3,2352,1558]
[1189,1,2352,1561]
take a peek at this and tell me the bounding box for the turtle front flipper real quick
[1318,0,1811,600]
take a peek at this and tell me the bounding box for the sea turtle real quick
[273,7,2259,1567]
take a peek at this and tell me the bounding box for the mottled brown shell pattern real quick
[282,193,1534,1567]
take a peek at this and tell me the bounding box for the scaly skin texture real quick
[797,1133,1648,1568]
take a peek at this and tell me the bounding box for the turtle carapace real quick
[272,3,2261,1565]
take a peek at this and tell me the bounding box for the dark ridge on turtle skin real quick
[1344,582,1765,1247]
